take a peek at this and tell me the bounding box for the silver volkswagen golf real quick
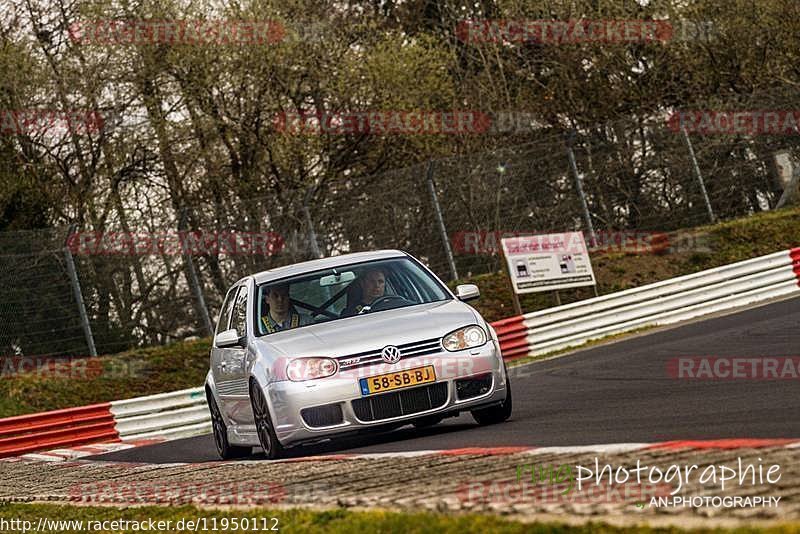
[206,249,512,459]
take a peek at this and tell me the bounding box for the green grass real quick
[1,206,798,418]
[0,503,795,533]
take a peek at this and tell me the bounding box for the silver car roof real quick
[249,249,409,285]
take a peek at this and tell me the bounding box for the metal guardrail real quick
[0,389,210,458]
[520,248,800,356]
[111,387,209,442]
[492,315,529,359]
[1,247,797,457]
[0,403,117,458]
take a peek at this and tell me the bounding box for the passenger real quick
[261,283,312,333]
[341,268,387,316]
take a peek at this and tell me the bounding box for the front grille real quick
[456,373,493,400]
[336,338,442,370]
[352,382,448,422]
[301,403,344,428]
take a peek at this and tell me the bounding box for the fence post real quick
[64,226,97,357]
[302,202,323,259]
[680,124,716,223]
[566,130,598,247]
[179,209,214,337]
[425,161,459,281]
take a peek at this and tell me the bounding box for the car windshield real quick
[254,256,451,336]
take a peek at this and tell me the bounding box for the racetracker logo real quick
[668,357,800,380]
[0,356,143,380]
[1,356,103,380]
[0,110,104,135]
[66,231,284,256]
[452,230,681,256]
[667,111,800,135]
[456,19,678,44]
[456,479,671,505]
[272,355,493,382]
[68,481,288,505]
[273,111,491,135]
[68,20,285,45]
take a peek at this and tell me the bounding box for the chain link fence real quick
[1,115,798,359]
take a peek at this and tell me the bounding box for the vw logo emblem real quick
[381,345,401,364]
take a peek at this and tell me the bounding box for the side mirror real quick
[455,284,480,302]
[215,328,244,348]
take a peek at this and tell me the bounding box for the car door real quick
[214,285,250,421]
[223,283,253,423]
[211,285,239,400]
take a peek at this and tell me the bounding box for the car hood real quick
[255,299,479,358]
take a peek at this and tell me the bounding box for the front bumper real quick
[263,341,507,447]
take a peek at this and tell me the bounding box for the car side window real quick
[232,286,248,337]
[215,286,239,336]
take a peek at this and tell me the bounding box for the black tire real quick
[249,380,285,460]
[413,415,444,428]
[206,389,252,460]
[471,378,513,425]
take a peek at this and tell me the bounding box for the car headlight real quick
[442,325,487,352]
[286,357,338,381]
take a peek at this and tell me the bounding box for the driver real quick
[342,268,386,316]
[260,283,312,333]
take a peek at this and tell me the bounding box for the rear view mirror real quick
[320,271,356,286]
[455,284,480,302]
[215,328,244,348]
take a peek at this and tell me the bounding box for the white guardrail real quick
[522,248,800,355]
[110,387,209,441]
[105,248,800,441]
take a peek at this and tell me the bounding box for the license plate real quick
[359,365,436,396]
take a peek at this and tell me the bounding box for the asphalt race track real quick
[88,297,800,464]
